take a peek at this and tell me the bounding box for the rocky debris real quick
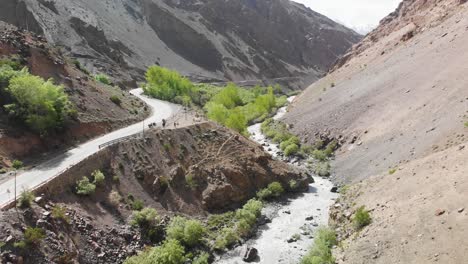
[435,209,446,216]
[458,208,465,213]
[330,186,339,193]
[242,247,259,262]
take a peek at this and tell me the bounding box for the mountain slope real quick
[283,0,468,262]
[0,0,361,88]
[284,0,468,183]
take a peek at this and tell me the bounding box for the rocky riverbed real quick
[216,99,338,264]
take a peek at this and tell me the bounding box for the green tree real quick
[143,66,193,101]
[124,239,185,264]
[5,74,71,135]
[76,177,96,196]
[166,216,206,247]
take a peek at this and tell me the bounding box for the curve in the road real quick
[0,88,180,208]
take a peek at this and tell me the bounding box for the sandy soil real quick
[333,142,467,264]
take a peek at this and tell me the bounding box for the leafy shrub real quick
[5,73,72,135]
[312,150,327,161]
[76,177,96,196]
[109,191,123,206]
[24,227,46,246]
[131,199,144,211]
[92,170,105,186]
[131,207,159,228]
[12,159,23,170]
[465,122,468,128]
[388,168,397,175]
[257,182,284,200]
[211,83,242,109]
[315,162,331,177]
[214,227,239,250]
[110,95,122,106]
[166,216,206,247]
[52,206,70,223]
[124,239,185,264]
[284,143,299,156]
[143,66,193,101]
[353,206,371,229]
[112,175,120,182]
[234,199,263,237]
[185,174,198,190]
[301,227,337,264]
[0,58,21,70]
[94,74,111,85]
[289,179,299,190]
[18,189,35,208]
[192,252,210,264]
[324,140,338,156]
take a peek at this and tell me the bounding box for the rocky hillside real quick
[283,0,468,262]
[0,22,149,168]
[0,122,308,263]
[0,0,361,88]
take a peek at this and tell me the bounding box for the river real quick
[216,98,338,264]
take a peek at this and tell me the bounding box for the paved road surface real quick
[0,88,180,208]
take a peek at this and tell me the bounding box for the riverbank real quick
[217,99,338,263]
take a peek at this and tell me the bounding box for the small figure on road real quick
[162,119,166,128]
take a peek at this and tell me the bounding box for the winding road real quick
[0,88,180,208]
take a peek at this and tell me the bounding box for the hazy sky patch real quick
[292,0,402,34]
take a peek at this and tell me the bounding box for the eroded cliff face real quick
[0,0,361,88]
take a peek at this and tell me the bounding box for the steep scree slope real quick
[283,0,468,182]
[283,1,468,263]
[0,0,361,87]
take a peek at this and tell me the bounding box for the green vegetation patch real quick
[256,182,285,200]
[353,206,372,230]
[0,66,74,136]
[142,66,286,135]
[17,189,35,208]
[166,216,206,247]
[301,227,337,264]
[76,176,96,196]
[94,74,111,85]
[124,239,186,264]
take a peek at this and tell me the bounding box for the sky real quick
[292,0,402,34]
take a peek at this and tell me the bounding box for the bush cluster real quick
[76,176,96,196]
[110,95,122,106]
[166,216,206,247]
[14,227,46,249]
[301,227,337,264]
[131,207,159,228]
[0,66,74,135]
[17,189,35,208]
[94,74,111,85]
[212,199,263,250]
[52,205,70,223]
[353,206,371,229]
[261,119,300,156]
[256,182,284,200]
[142,66,286,135]
[124,239,186,264]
